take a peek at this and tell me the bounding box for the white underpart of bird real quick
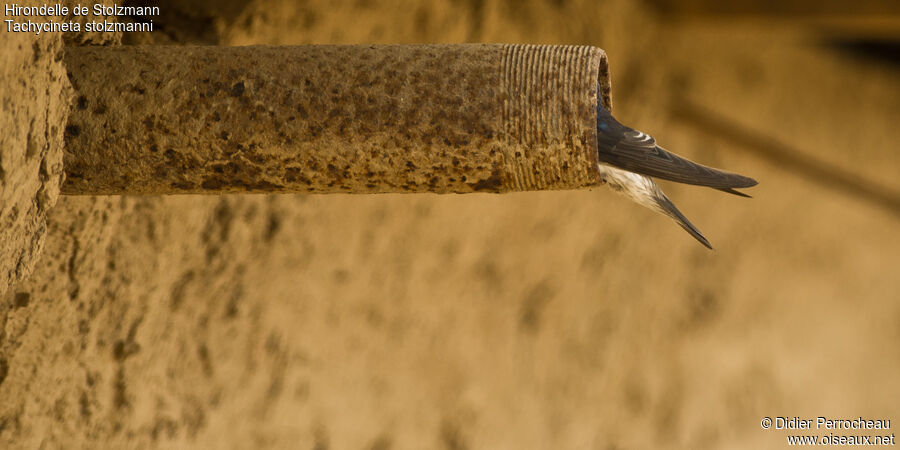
[595,164,670,215]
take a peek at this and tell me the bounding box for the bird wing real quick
[597,128,758,190]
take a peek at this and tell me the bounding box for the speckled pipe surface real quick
[63,44,611,194]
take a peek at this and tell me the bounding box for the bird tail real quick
[651,186,713,249]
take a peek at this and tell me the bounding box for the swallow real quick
[595,95,757,249]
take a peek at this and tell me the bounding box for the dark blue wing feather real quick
[596,102,757,191]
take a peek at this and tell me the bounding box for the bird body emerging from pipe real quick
[595,98,757,249]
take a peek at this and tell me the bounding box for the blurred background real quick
[2,0,899,448]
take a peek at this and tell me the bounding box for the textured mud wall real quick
[0,6,69,298]
[0,0,122,296]
[2,0,899,449]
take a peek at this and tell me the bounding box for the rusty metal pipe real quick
[63,44,611,195]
